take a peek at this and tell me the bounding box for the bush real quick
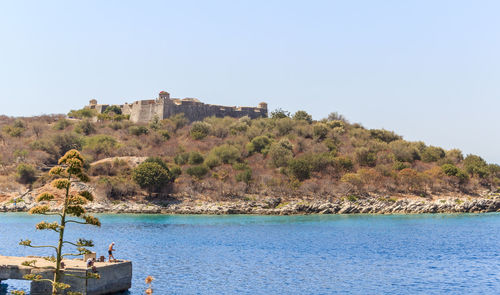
[292,110,313,123]
[204,154,221,169]
[355,148,377,167]
[190,122,211,140]
[132,161,173,195]
[313,123,328,140]
[275,118,295,136]
[209,144,241,164]
[103,105,122,115]
[463,154,489,178]
[158,130,170,140]
[170,165,182,178]
[52,133,83,155]
[68,108,96,119]
[16,164,37,184]
[74,120,96,135]
[99,176,138,199]
[441,164,459,176]
[333,156,353,172]
[174,152,189,165]
[129,126,149,136]
[369,129,401,143]
[341,173,362,190]
[421,146,446,163]
[446,149,464,164]
[53,119,71,130]
[288,158,311,181]
[268,140,294,168]
[188,151,204,165]
[389,140,420,163]
[84,135,118,159]
[393,161,410,171]
[236,169,252,184]
[270,108,290,119]
[247,135,272,154]
[186,165,209,179]
[327,112,348,122]
[301,153,333,172]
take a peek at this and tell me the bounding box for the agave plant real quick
[18,149,101,295]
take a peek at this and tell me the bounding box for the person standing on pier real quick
[108,242,116,262]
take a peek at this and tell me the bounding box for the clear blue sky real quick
[0,0,499,164]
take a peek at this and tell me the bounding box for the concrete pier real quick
[0,255,132,294]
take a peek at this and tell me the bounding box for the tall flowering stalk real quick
[19,150,101,295]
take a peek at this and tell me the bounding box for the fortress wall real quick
[165,101,267,122]
[129,101,163,123]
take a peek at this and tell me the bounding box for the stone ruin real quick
[86,91,268,123]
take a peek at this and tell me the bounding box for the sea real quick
[0,213,498,294]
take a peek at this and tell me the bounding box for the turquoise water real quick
[0,213,499,294]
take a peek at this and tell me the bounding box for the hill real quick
[0,108,499,214]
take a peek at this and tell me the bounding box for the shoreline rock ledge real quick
[1,195,499,215]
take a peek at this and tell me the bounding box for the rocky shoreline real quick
[1,193,499,215]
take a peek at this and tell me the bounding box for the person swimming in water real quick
[108,242,116,262]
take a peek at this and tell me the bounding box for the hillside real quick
[0,108,499,214]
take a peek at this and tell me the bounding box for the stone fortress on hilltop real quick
[86,90,268,123]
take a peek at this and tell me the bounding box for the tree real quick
[292,110,313,123]
[270,108,290,119]
[18,150,101,295]
[16,164,37,185]
[132,161,173,195]
[268,140,294,168]
[463,154,489,178]
[103,105,122,115]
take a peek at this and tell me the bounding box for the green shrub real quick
[157,130,170,140]
[190,122,212,140]
[84,135,118,159]
[108,122,123,130]
[209,144,241,164]
[421,146,446,163]
[103,105,122,115]
[268,140,294,168]
[16,164,37,184]
[188,151,204,165]
[369,129,401,143]
[74,120,96,135]
[446,149,464,164]
[129,126,149,136]
[229,121,249,134]
[313,123,328,140]
[236,169,252,184]
[247,135,272,154]
[288,158,311,181]
[132,161,173,194]
[441,164,459,176]
[333,156,354,172]
[389,140,420,163]
[463,154,489,178]
[270,108,290,119]
[393,161,410,171]
[204,154,221,169]
[186,165,209,179]
[53,119,71,130]
[174,152,189,165]
[170,165,182,178]
[275,118,295,136]
[52,133,83,155]
[68,108,96,119]
[292,110,313,123]
[301,153,333,172]
[355,147,377,167]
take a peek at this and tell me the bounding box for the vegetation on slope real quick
[0,107,499,203]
